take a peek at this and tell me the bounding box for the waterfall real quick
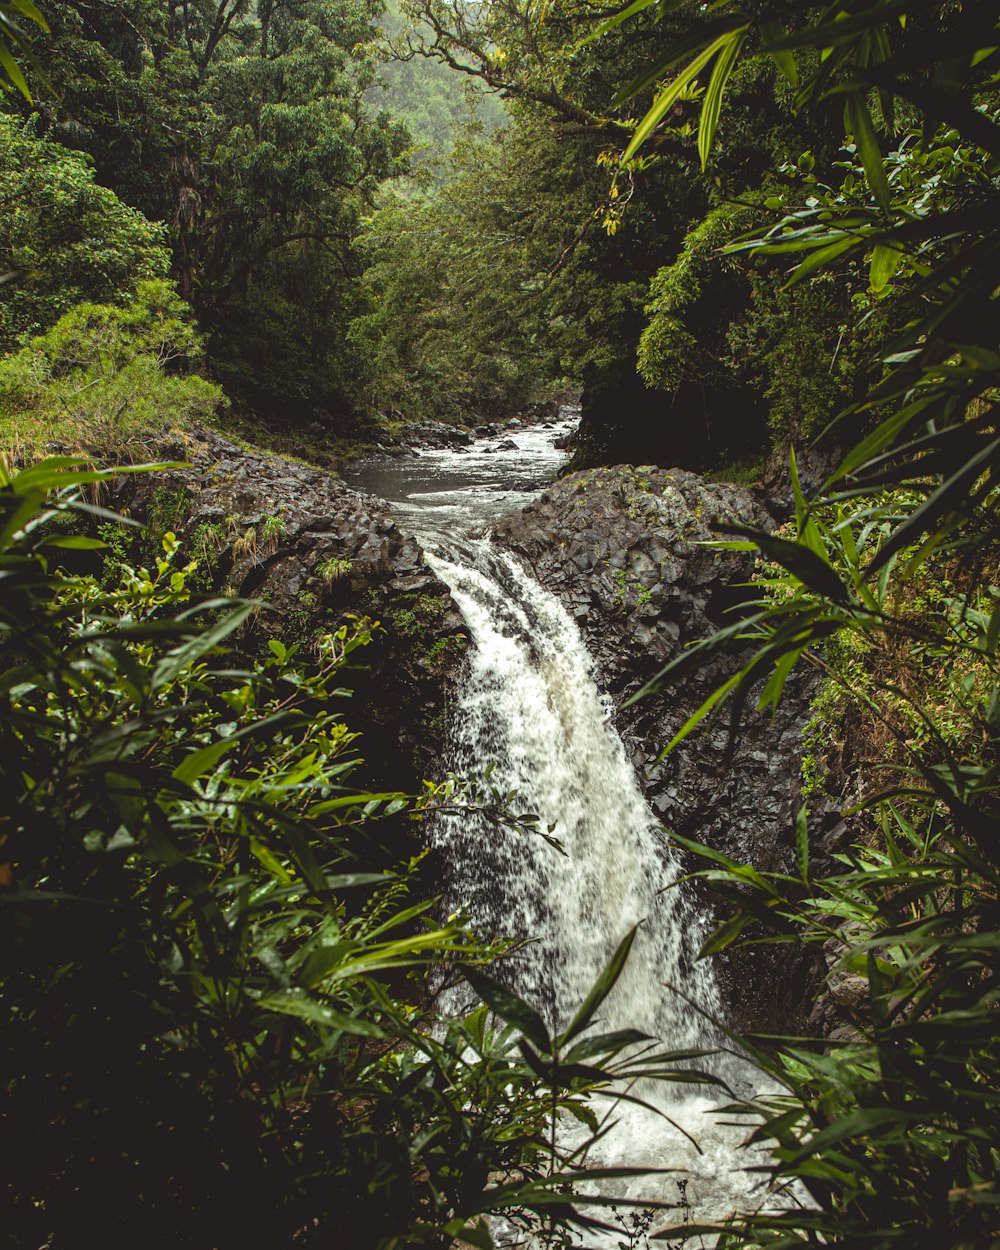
[427,539,769,1235]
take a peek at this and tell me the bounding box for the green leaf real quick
[560,926,639,1046]
[986,600,1000,655]
[760,20,797,84]
[152,602,255,689]
[171,736,239,787]
[38,534,109,550]
[623,28,748,163]
[866,435,1000,576]
[795,805,810,882]
[869,243,903,291]
[0,40,31,98]
[564,1028,652,1064]
[729,527,852,605]
[662,670,744,757]
[844,91,892,213]
[258,993,386,1038]
[791,1107,911,1162]
[587,0,656,43]
[442,1219,495,1250]
[698,30,746,170]
[699,912,753,957]
[783,234,861,288]
[460,965,551,1053]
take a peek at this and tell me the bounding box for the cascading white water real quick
[426,539,773,1239]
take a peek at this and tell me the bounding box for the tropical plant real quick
[0,458,704,1249]
[0,0,46,97]
[597,3,1000,1242]
[0,113,170,352]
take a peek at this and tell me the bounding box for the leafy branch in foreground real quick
[632,471,999,1245]
[602,1,999,570]
[0,0,46,98]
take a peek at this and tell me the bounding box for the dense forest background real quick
[0,0,917,473]
[1,1,998,1247]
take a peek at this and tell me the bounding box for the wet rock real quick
[109,426,467,791]
[398,420,473,451]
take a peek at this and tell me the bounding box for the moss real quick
[427,633,467,669]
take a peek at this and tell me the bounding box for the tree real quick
[11,0,412,425]
[0,112,169,352]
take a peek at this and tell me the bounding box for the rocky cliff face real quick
[493,464,822,1031]
[111,427,466,791]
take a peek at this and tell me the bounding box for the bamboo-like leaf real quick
[658,668,744,757]
[727,526,852,605]
[869,242,903,291]
[151,603,254,689]
[560,926,639,1046]
[790,1107,912,1163]
[613,15,747,105]
[866,435,1000,575]
[5,0,48,28]
[698,29,746,169]
[564,1028,652,1064]
[0,39,30,97]
[844,91,892,212]
[258,992,386,1038]
[460,964,551,1052]
[986,600,1000,655]
[623,28,748,163]
[763,1,911,53]
[587,0,656,44]
[699,912,753,957]
[759,20,797,83]
[783,234,862,288]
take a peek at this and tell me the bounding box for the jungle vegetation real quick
[1,0,999,1246]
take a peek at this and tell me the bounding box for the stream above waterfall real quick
[344,409,578,543]
[349,418,783,1243]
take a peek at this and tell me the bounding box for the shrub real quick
[0,280,225,455]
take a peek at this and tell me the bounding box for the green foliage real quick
[637,479,1000,1247]
[317,555,353,584]
[605,3,1000,1243]
[15,0,411,426]
[0,113,170,352]
[426,631,466,669]
[0,459,697,1248]
[639,205,739,391]
[0,280,225,454]
[0,0,47,98]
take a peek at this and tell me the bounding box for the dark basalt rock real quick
[493,464,821,1033]
[110,427,466,793]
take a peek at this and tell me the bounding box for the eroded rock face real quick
[111,427,467,790]
[493,464,819,1031]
